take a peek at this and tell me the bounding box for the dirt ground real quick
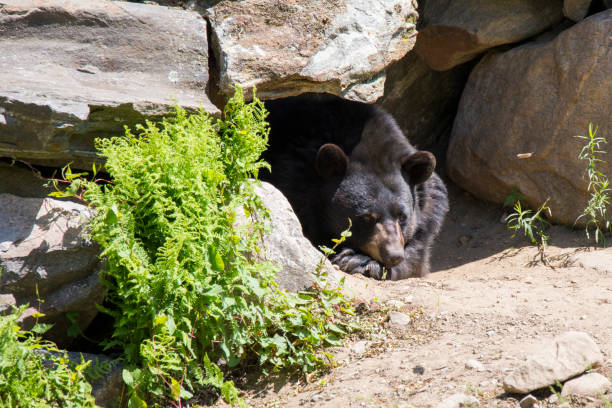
[223,183,612,407]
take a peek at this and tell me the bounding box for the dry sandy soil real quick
[219,183,612,408]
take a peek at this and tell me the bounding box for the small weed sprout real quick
[576,123,610,245]
[504,190,551,248]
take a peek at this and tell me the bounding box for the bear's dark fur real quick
[262,93,448,280]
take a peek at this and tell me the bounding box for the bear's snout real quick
[359,220,405,267]
[381,249,404,267]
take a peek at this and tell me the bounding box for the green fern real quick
[60,89,354,407]
[0,306,97,408]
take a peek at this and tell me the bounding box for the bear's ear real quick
[316,143,349,178]
[401,151,436,185]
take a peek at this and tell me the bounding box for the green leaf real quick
[122,369,135,387]
[170,377,181,401]
[128,393,148,408]
[209,246,225,271]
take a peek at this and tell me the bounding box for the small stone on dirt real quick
[387,311,412,326]
[458,235,471,245]
[435,393,479,408]
[403,295,414,304]
[561,372,612,397]
[519,394,538,408]
[351,341,368,355]
[413,365,425,375]
[465,359,484,371]
[386,299,405,308]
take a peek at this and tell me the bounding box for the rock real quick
[0,194,103,346]
[207,0,418,103]
[447,11,612,226]
[351,340,369,355]
[415,0,564,71]
[435,393,479,408]
[386,299,406,308]
[387,311,412,326]
[561,372,612,397]
[377,51,472,152]
[252,182,328,292]
[503,331,604,394]
[563,0,592,21]
[465,359,484,371]
[0,0,218,170]
[519,394,538,408]
[0,162,58,198]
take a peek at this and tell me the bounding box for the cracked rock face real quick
[0,194,103,346]
[0,0,218,169]
[207,0,418,103]
[447,10,612,226]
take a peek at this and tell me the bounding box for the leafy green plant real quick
[0,306,97,408]
[576,123,610,245]
[56,89,354,407]
[505,194,551,248]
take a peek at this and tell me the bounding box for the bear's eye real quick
[398,213,407,224]
[360,213,379,224]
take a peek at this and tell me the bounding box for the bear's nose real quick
[384,253,404,267]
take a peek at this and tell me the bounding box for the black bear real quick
[262,93,448,280]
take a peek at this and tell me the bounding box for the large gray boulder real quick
[447,11,612,226]
[415,0,564,71]
[0,194,103,346]
[0,0,218,169]
[207,0,418,103]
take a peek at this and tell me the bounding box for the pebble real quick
[479,379,498,387]
[311,393,321,402]
[351,341,368,355]
[386,299,405,308]
[387,311,412,326]
[413,365,425,375]
[403,295,414,304]
[465,359,484,372]
[435,393,479,408]
[519,394,538,408]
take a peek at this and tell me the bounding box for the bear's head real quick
[316,143,436,268]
